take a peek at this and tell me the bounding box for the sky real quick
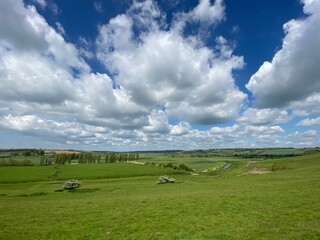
[0,0,319,151]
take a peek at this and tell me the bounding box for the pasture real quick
[0,153,319,239]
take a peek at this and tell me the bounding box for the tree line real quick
[0,159,33,166]
[41,152,140,165]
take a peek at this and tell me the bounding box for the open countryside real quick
[1,0,320,239]
[0,148,319,239]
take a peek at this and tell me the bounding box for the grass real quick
[257,148,305,155]
[0,154,319,239]
[0,166,56,183]
[57,163,184,180]
[0,162,184,183]
[0,155,45,165]
[140,154,235,171]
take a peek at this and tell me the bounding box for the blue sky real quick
[0,0,319,150]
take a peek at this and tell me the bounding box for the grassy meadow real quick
[0,152,319,239]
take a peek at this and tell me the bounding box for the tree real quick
[67,154,72,164]
[40,156,45,166]
[23,150,31,156]
[109,153,116,163]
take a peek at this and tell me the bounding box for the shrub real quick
[166,163,174,168]
[62,179,81,190]
[157,175,175,184]
[178,164,193,172]
[271,162,287,171]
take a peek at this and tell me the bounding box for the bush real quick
[62,179,81,190]
[271,162,287,171]
[157,175,175,184]
[166,163,174,168]
[178,164,193,172]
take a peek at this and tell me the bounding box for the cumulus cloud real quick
[128,0,166,32]
[0,115,43,132]
[210,124,284,136]
[238,108,291,126]
[0,114,111,145]
[285,130,319,146]
[290,92,320,116]
[0,0,47,51]
[0,0,146,128]
[191,0,225,24]
[296,117,320,127]
[170,122,191,136]
[143,110,170,134]
[246,0,320,108]
[0,48,75,104]
[1,0,317,150]
[201,124,285,148]
[96,0,246,125]
[172,0,225,35]
[0,0,89,72]
[78,37,94,59]
[66,73,148,129]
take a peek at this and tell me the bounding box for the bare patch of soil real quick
[239,167,272,176]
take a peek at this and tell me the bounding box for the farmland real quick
[0,150,319,239]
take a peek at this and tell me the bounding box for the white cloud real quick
[0,114,42,131]
[78,37,94,59]
[245,125,285,135]
[1,0,318,150]
[96,14,134,62]
[0,0,92,115]
[191,0,225,24]
[143,110,170,134]
[172,0,225,35]
[0,48,74,104]
[55,21,65,35]
[290,92,320,116]
[93,1,103,13]
[170,122,191,136]
[285,130,319,146]
[231,25,240,34]
[72,73,147,127]
[0,0,89,72]
[0,114,111,145]
[128,0,166,32]
[238,108,291,126]
[246,0,320,108]
[0,0,47,51]
[296,117,320,127]
[96,0,246,125]
[208,123,285,148]
[34,0,46,9]
[0,0,145,130]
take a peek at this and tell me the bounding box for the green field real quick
[140,154,230,171]
[0,153,319,239]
